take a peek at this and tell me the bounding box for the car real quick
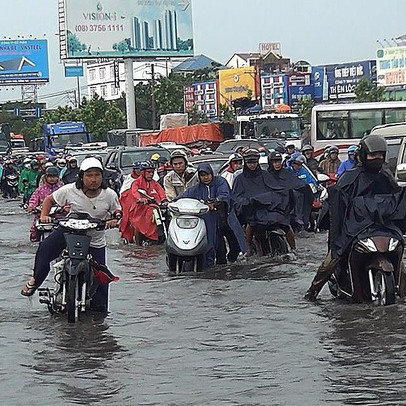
[104,146,171,176]
[67,150,109,167]
[189,153,228,175]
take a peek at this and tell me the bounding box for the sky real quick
[0,0,405,108]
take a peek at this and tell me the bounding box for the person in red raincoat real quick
[127,161,167,244]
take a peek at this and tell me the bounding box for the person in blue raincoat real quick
[179,163,246,266]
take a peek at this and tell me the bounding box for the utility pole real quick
[125,58,137,129]
[151,63,157,130]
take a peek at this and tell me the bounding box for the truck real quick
[0,123,11,155]
[42,121,91,154]
[106,128,152,147]
[235,111,303,149]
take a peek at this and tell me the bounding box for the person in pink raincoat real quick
[27,166,63,242]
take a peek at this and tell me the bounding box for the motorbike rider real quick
[268,151,313,234]
[27,166,63,242]
[62,157,80,184]
[221,153,243,188]
[319,145,341,178]
[283,142,297,166]
[21,157,121,312]
[287,153,318,188]
[301,145,319,175]
[1,159,18,198]
[336,145,357,177]
[180,163,246,266]
[305,136,404,301]
[164,149,198,201]
[233,149,294,256]
[19,159,40,204]
[56,158,67,175]
[122,161,167,245]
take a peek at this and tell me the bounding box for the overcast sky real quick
[0,0,405,108]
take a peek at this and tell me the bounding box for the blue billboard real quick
[65,65,84,77]
[0,39,49,84]
[323,60,376,101]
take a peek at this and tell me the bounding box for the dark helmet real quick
[45,166,59,177]
[30,159,39,169]
[328,145,339,154]
[301,144,314,153]
[132,161,142,170]
[358,135,387,164]
[268,151,283,161]
[243,148,260,162]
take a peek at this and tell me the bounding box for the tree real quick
[188,106,209,125]
[298,98,314,124]
[67,31,87,53]
[355,77,385,102]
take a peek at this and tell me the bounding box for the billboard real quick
[184,81,219,118]
[259,42,281,56]
[218,67,257,106]
[261,74,288,110]
[319,60,376,101]
[61,0,194,59]
[64,65,84,77]
[376,46,406,87]
[0,39,49,84]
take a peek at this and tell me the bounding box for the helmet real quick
[30,159,39,168]
[328,145,339,154]
[45,166,59,177]
[243,148,260,161]
[228,153,243,164]
[170,149,188,163]
[44,162,54,169]
[80,157,103,172]
[150,153,160,161]
[68,156,78,162]
[348,145,358,155]
[23,158,31,164]
[291,152,306,164]
[57,158,66,167]
[132,161,142,170]
[268,151,283,161]
[139,161,155,170]
[324,144,332,152]
[358,135,387,164]
[285,141,295,148]
[301,144,314,153]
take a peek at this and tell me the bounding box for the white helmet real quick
[80,157,103,172]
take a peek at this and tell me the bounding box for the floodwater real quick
[2,198,406,406]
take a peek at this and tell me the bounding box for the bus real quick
[310,101,406,156]
[236,112,303,148]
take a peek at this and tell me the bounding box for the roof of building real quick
[225,52,261,65]
[172,54,224,72]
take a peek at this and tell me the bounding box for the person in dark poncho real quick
[305,135,406,301]
[232,149,295,256]
[62,157,80,184]
[180,163,246,266]
[267,151,314,231]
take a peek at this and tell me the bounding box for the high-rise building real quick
[132,17,141,50]
[153,20,163,50]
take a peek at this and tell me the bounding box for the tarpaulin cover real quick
[140,123,224,146]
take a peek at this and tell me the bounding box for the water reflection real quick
[320,303,406,405]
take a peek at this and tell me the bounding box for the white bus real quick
[310,101,406,157]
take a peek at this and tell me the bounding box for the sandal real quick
[21,282,37,297]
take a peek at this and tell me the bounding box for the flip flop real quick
[21,282,37,297]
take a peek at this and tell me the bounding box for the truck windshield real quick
[254,118,301,138]
[50,132,88,147]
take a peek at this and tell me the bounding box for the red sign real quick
[184,85,195,112]
[259,42,281,56]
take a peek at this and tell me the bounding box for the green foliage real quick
[220,104,234,122]
[298,98,314,124]
[67,31,87,53]
[355,77,385,102]
[188,106,209,125]
[112,38,133,53]
[177,38,193,51]
[155,74,186,115]
[135,82,153,129]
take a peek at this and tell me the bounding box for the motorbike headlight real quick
[389,238,399,252]
[176,217,199,229]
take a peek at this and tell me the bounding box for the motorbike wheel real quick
[10,189,17,199]
[270,234,289,256]
[67,275,79,323]
[372,271,396,306]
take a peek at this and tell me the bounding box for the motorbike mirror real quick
[396,163,406,182]
[138,188,148,196]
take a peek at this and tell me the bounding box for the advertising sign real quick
[62,0,194,59]
[184,81,219,118]
[184,85,195,112]
[64,65,84,77]
[219,67,257,106]
[324,60,376,100]
[0,39,49,84]
[259,42,281,56]
[376,46,406,87]
[261,74,288,110]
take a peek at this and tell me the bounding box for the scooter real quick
[166,198,209,275]
[328,228,404,305]
[33,205,67,241]
[5,174,19,198]
[37,213,119,323]
[308,173,330,232]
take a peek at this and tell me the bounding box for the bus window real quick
[317,111,349,140]
[385,109,406,124]
[349,110,383,138]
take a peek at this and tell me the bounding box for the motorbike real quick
[166,198,209,274]
[308,173,330,232]
[4,174,19,198]
[33,205,67,241]
[328,227,404,305]
[138,188,169,245]
[37,213,119,323]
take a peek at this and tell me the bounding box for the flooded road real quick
[2,199,406,405]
